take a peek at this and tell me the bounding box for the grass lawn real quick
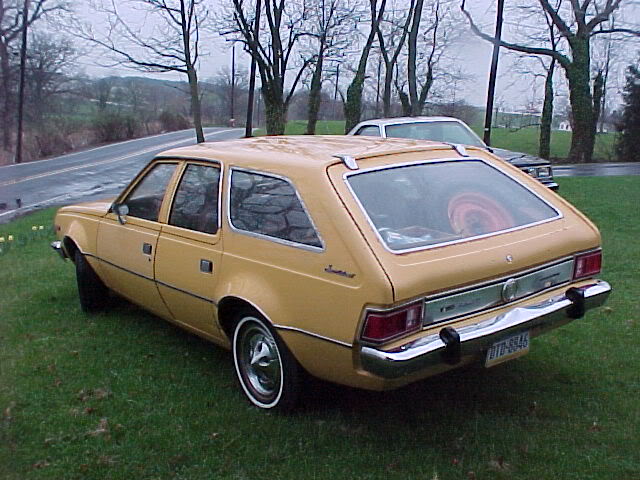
[1,176,639,479]
[256,120,618,162]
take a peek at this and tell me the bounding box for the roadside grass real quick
[1,176,638,479]
[255,120,617,162]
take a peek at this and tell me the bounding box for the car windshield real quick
[347,160,559,251]
[385,121,485,147]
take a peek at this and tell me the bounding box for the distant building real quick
[558,120,572,131]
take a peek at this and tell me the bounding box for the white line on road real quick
[0,129,237,188]
[0,128,225,170]
[0,129,239,219]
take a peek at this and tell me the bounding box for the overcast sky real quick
[73,0,638,112]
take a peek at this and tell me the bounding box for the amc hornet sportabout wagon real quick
[52,136,610,410]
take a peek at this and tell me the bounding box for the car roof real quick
[157,135,469,174]
[352,116,464,128]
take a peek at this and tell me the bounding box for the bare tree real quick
[221,0,312,135]
[344,0,386,133]
[25,32,78,122]
[461,0,640,163]
[80,0,208,143]
[0,0,67,150]
[376,0,413,117]
[304,0,353,134]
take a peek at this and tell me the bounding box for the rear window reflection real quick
[347,160,559,251]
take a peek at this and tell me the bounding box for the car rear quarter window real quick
[124,163,177,222]
[346,160,560,252]
[229,169,323,249]
[355,125,381,136]
[169,164,221,234]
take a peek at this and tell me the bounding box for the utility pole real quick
[245,0,262,138]
[483,0,504,146]
[375,56,381,117]
[15,0,30,164]
[230,43,235,124]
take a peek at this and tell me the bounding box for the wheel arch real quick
[217,295,274,341]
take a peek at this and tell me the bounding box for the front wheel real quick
[232,313,300,411]
[75,250,108,313]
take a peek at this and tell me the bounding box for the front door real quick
[97,161,178,319]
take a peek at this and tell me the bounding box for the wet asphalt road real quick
[553,162,640,177]
[0,127,244,223]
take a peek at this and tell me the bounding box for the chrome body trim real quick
[423,258,575,325]
[226,167,326,253]
[83,251,219,305]
[342,158,563,255]
[273,324,353,348]
[333,154,359,170]
[155,279,218,305]
[360,281,611,379]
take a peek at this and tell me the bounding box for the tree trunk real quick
[344,0,385,133]
[382,67,393,117]
[187,67,204,143]
[263,89,287,135]
[592,70,604,142]
[538,59,555,160]
[565,37,595,163]
[306,48,325,135]
[0,43,12,150]
[407,0,424,116]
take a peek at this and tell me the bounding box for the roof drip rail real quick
[444,143,469,157]
[333,154,359,170]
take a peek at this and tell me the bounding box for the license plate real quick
[485,331,530,367]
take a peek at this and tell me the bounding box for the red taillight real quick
[573,250,602,280]
[361,302,423,343]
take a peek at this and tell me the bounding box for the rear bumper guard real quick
[360,280,611,379]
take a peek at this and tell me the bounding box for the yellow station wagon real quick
[52,136,611,410]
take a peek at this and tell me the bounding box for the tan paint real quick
[54,136,605,390]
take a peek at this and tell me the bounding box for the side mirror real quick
[113,203,129,225]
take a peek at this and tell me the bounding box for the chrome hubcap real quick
[240,324,281,398]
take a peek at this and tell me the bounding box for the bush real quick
[159,110,190,132]
[91,111,141,143]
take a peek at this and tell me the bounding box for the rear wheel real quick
[74,250,108,313]
[232,312,300,411]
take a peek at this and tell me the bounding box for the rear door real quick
[154,162,225,340]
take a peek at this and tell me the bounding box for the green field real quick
[257,120,618,162]
[1,176,639,479]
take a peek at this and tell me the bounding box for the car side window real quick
[123,163,177,222]
[229,170,322,249]
[169,164,221,234]
[355,126,381,137]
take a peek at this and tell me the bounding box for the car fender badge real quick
[324,265,356,279]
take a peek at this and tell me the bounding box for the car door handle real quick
[200,259,213,273]
[142,243,152,255]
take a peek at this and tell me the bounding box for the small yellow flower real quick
[39,225,44,230]
[32,226,37,231]
[8,235,14,241]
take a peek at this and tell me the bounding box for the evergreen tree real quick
[616,61,640,161]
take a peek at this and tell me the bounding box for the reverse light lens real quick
[362,302,423,343]
[573,250,602,280]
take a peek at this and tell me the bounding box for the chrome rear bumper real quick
[360,281,611,379]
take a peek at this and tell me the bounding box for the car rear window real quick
[346,160,560,252]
